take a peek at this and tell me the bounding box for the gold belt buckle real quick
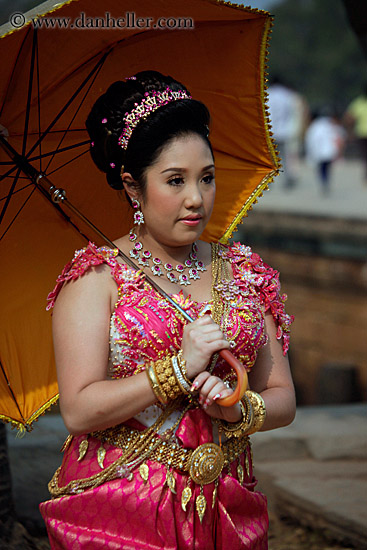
[189,443,225,485]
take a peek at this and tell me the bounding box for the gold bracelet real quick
[218,394,253,438]
[146,363,168,404]
[154,356,182,401]
[245,390,266,435]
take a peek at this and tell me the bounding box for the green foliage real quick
[268,0,366,112]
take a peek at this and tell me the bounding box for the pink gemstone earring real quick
[132,199,144,225]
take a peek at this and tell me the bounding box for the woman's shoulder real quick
[221,241,294,354]
[46,242,120,310]
[219,241,268,272]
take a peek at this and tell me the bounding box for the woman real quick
[40,71,296,550]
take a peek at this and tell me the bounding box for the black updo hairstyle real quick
[85,70,212,204]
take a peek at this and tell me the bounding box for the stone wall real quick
[236,214,367,405]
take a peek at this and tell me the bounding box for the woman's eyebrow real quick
[160,164,215,174]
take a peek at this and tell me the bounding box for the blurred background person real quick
[267,76,309,189]
[305,108,346,195]
[344,85,367,184]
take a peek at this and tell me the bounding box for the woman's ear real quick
[121,172,139,203]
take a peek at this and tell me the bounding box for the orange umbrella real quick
[0,0,279,430]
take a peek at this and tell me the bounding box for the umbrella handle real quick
[215,349,248,407]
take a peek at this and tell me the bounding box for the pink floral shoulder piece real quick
[222,242,294,355]
[46,242,120,310]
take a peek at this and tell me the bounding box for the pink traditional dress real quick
[40,241,293,550]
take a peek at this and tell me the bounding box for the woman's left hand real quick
[191,372,242,423]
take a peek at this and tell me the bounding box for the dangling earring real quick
[132,198,144,225]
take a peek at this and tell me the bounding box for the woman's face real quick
[137,134,215,248]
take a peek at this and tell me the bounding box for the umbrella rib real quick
[0,183,33,202]
[0,166,20,184]
[0,187,35,242]
[0,167,22,225]
[21,27,37,157]
[25,50,110,162]
[0,28,38,222]
[27,140,91,163]
[0,26,32,118]
[47,148,89,176]
[0,359,26,426]
[36,30,42,173]
[44,56,104,174]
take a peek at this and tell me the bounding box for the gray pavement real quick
[254,159,367,220]
[5,403,367,547]
[251,404,367,549]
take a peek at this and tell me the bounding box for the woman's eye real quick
[202,174,215,184]
[167,176,184,186]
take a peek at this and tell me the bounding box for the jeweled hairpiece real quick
[118,86,192,150]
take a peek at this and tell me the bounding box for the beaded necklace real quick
[128,237,206,286]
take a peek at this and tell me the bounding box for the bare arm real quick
[53,265,235,435]
[53,265,157,435]
[248,311,296,431]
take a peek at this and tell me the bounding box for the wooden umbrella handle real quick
[215,349,248,407]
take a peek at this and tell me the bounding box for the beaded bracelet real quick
[177,349,192,384]
[171,355,191,394]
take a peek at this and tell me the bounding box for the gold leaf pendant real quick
[245,454,250,477]
[212,479,219,509]
[139,462,149,483]
[60,434,73,453]
[77,437,88,462]
[237,463,245,485]
[97,444,106,469]
[181,485,192,512]
[196,490,207,523]
[165,469,176,494]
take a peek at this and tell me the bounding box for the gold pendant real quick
[97,444,106,469]
[212,479,219,509]
[165,469,176,494]
[139,462,149,483]
[77,437,88,461]
[237,463,244,485]
[196,490,207,523]
[245,453,250,477]
[181,485,192,512]
[60,434,73,453]
[189,443,224,485]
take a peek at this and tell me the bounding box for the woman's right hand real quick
[181,315,230,379]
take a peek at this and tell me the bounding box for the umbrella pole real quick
[0,135,248,404]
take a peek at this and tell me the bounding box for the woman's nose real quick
[185,182,203,208]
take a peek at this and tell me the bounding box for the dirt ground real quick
[268,511,355,550]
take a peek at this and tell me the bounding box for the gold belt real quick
[94,423,249,486]
[49,424,250,500]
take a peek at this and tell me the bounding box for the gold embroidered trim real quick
[220,11,281,244]
[0,393,59,432]
[0,0,76,38]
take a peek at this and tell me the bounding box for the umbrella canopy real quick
[0,0,279,430]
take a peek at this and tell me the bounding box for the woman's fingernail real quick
[213,393,221,401]
[203,402,208,409]
[190,382,197,392]
[205,399,210,407]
